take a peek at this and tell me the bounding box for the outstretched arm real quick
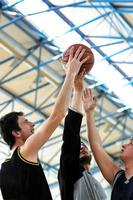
[82,88,120,184]
[21,46,89,160]
[59,71,85,172]
[59,72,85,200]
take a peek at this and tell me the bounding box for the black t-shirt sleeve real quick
[59,108,83,183]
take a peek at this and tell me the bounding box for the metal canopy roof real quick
[0,0,133,199]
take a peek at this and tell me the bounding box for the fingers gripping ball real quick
[61,44,94,74]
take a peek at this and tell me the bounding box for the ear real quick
[12,130,21,138]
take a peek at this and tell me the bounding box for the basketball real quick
[61,44,94,74]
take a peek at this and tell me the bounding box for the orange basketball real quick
[61,44,94,74]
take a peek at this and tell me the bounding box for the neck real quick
[83,164,90,171]
[125,163,133,179]
[12,140,24,150]
[11,145,18,151]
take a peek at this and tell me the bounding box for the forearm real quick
[23,73,75,154]
[83,88,120,184]
[86,110,102,149]
[71,91,83,113]
[52,72,75,118]
[86,110,120,184]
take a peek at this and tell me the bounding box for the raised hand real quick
[64,46,90,77]
[82,88,96,113]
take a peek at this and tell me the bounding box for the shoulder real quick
[1,148,17,163]
[18,147,39,166]
[112,169,124,186]
[113,169,124,180]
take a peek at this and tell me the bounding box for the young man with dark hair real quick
[58,72,107,200]
[0,46,89,200]
[82,88,133,200]
[0,112,23,149]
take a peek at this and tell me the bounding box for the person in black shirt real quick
[0,46,89,200]
[82,88,133,200]
[58,72,107,200]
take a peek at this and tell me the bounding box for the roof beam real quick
[0,30,63,84]
[92,0,133,2]
[44,0,132,82]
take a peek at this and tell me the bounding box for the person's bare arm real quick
[82,88,120,184]
[21,46,89,160]
[71,70,85,112]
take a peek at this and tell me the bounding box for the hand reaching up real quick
[63,46,90,78]
[82,88,96,113]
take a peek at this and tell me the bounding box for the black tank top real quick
[0,147,52,200]
[111,170,133,200]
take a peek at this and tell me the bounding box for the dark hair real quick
[0,112,23,149]
[80,155,92,165]
[80,141,92,165]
